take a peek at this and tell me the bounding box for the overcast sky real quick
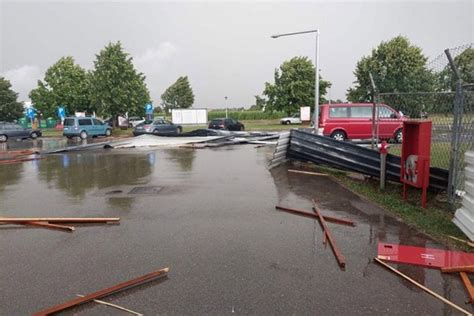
[0,0,472,108]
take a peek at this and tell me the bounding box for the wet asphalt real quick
[0,138,471,315]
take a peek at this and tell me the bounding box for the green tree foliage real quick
[263,56,331,115]
[249,95,266,111]
[161,76,195,112]
[347,36,435,102]
[0,77,24,121]
[89,42,150,124]
[438,47,474,91]
[29,56,91,117]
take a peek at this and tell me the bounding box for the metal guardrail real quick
[453,151,474,240]
[288,129,449,191]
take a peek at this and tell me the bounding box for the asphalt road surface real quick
[0,142,471,315]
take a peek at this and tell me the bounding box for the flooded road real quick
[0,142,470,315]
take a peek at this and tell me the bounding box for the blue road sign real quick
[145,103,153,114]
[26,108,36,119]
[57,106,66,118]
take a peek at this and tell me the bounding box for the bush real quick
[208,110,285,120]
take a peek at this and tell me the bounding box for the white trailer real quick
[172,109,208,125]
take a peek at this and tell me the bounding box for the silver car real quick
[0,122,42,142]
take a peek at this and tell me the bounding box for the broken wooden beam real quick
[441,265,474,274]
[34,267,169,316]
[0,217,120,223]
[312,199,346,268]
[15,221,75,232]
[288,169,329,176]
[460,272,474,304]
[449,235,474,247]
[76,294,143,316]
[0,157,43,164]
[275,206,355,227]
[374,257,471,315]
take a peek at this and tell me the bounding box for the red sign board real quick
[378,242,474,269]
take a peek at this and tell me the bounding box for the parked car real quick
[208,118,245,131]
[280,114,302,125]
[128,116,146,127]
[319,103,406,143]
[0,122,42,142]
[63,117,112,139]
[133,119,182,136]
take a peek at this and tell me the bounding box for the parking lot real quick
[0,140,470,315]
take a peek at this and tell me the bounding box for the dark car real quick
[133,119,182,136]
[208,118,245,131]
[0,122,42,142]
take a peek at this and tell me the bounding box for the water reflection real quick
[0,163,24,195]
[37,152,154,198]
[165,148,196,172]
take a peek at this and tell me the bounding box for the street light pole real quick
[271,29,320,133]
[224,96,228,118]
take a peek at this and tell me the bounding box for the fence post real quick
[445,49,464,205]
[369,73,378,150]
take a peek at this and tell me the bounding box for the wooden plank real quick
[34,267,169,316]
[374,257,472,315]
[76,294,143,315]
[288,169,329,176]
[0,217,120,223]
[312,199,346,268]
[275,206,355,227]
[449,235,474,247]
[15,221,75,232]
[0,157,43,164]
[460,272,474,304]
[441,266,474,273]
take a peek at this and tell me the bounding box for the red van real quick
[319,103,405,142]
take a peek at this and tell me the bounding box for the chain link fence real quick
[374,43,473,205]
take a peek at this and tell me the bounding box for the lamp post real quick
[271,29,320,133]
[224,96,228,118]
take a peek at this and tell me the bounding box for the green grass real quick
[389,142,451,169]
[306,164,470,250]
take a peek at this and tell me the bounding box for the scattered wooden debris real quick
[441,265,474,274]
[288,169,329,177]
[449,235,474,247]
[0,217,120,223]
[34,267,169,316]
[0,217,120,233]
[16,221,75,232]
[275,206,355,227]
[460,272,474,304]
[374,257,472,315]
[312,199,346,268]
[0,156,43,165]
[76,294,143,316]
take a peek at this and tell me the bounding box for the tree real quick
[263,56,331,115]
[161,76,194,112]
[89,42,150,125]
[347,36,435,102]
[29,56,91,118]
[0,77,24,121]
[249,95,266,111]
[438,47,474,91]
